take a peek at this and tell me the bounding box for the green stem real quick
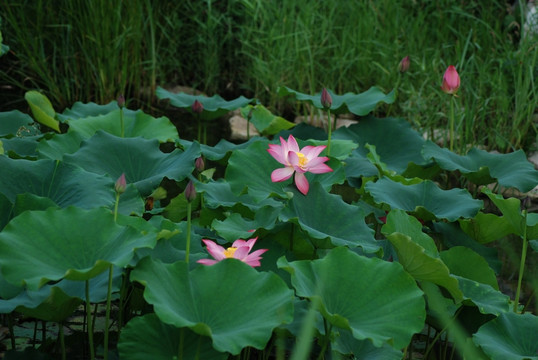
[178,327,185,360]
[117,269,128,339]
[104,265,113,360]
[59,322,66,360]
[449,95,455,152]
[316,319,332,360]
[186,202,192,263]
[514,210,529,312]
[197,116,202,143]
[327,108,332,156]
[7,314,15,350]
[114,192,120,222]
[86,280,95,360]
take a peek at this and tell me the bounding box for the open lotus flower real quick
[197,237,268,267]
[267,134,332,195]
[441,65,460,95]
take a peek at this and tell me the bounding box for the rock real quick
[229,115,259,140]
[294,113,356,130]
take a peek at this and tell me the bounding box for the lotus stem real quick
[449,95,455,152]
[178,328,185,360]
[86,280,95,360]
[113,192,120,223]
[119,107,125,138]
[186,202,192,263]
[327,108,332,156]
[59,321,66,360]
[514,209,528,312]
[104,265,113,360]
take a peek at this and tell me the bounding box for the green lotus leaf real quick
[277,86,395,115]
[156,87,253,121]
[333,116,429,174]
[57,100,120,121]
[178,137,261,161]
[278,247,425,349]
[36,131,85,160]
[433,222,501,273]
[196,179,284,212]
[473,312,538,360]
[24,91,60,132]
[63,131,200,196]
[459,211,516,244]
[366,177,483,221]
[440,246,498,290]
[118,313,227,360]
[381,209,438,256]
[453,276,509,316]
[279,183,379,253]
[531,239,538,252]
[481,188,526,236]
[0,156,144,215]
[211,209,279,242]
[0,207,156,290]
[130,257,294,355]
[0,110,35,137]
[1,136,41,158]
[333,328,403,360]
[67,109,179,143]
[308,139,358,161]
[0,192,13,232]
[386,232,463,302]
[240,104,295,135]
[423,141,538,192]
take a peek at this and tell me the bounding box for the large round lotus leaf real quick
[226,139,344,202]
[0,207,156,290]
[276,86,395,116]
[386,232,463,302]
[67,109,179,143]
[130,257,294,355]
[0,157,143,215]
[423,140,538,192]
[453,275,510,316]
[333,116,428,173]
[63,131,200,196]
[440,246,498,290]
[366,177,483,221]
[156,87,253,121]
[57,100,119,121]
[277,247,426,349]
[118,313,227,360]
[473,312,538,360]
[36,131,85,160]
[279,183,379,253]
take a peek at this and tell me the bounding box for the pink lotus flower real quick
[267,135,332,195]
[197,237,268,267]
[441,65,460,95]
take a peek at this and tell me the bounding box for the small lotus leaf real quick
[130,257,294,355]
[382,209,438,256]
[279,183,379,253]
[473,312,538,360]
[118,313,227,360]
[423,141,538,192]
[453,276,509,316]
[366,177,483,221]
[277,86,395,115]
[240,104,295,135]
[440,246,498,290]
[24,91,60,132]
[0,207,156,290]
[156,87,253,121]
[278,247,425,349]
[333,328,403,360]
[0,110,35,137]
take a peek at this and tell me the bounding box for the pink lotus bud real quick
[192,100,204,114]
[321,88,332,109]
[399,56,410,73]
[115,173,126,194]
[185,180,196,202]
[117,94,125,108]
[195,157,205,172]
[441,65,460,95]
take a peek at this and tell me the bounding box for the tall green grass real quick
[1,0,536,152]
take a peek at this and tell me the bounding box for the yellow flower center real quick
[296,152,308,168]
[223,247,237,258]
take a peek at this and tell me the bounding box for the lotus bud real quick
[185,180,196,202]
[321,88,332,109]
[441,65,460,95]
[117,94,125,108]
[192,99,204,114]
[399,55,410,73]
[115,173,126,194]
[195,156,205,172]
